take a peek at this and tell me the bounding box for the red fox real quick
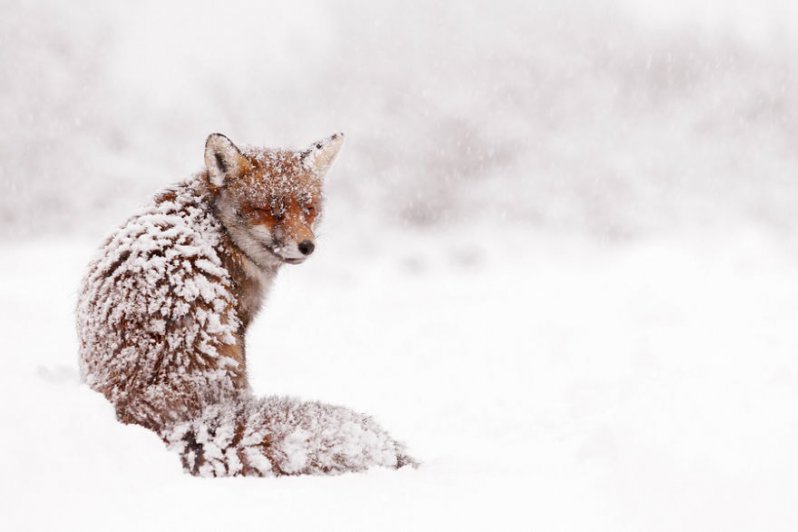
[76,133,414,476]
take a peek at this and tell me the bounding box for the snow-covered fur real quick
[76,133,414,476]
[166,396,414,477]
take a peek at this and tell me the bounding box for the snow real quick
[1,225,797,530]
[3,0,798,528]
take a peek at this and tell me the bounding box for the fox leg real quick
[163,395,415,477]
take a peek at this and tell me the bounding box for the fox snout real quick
[267,219,316,261]
[270,236,316,262]
[297,240,314,256]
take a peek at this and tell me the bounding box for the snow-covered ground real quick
[1,224,796,531]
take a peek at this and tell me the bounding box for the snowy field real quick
[1,225,797,531]
[3,0,798,530]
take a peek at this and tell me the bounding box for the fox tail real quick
[162,395,416,477]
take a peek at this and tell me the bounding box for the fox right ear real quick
[204,133,245,187]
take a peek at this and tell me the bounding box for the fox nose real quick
[298,240,315,256]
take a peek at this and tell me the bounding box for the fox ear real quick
[205,133,245,187]
[302,132,344,178]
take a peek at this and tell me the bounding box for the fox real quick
[76,132,414,477]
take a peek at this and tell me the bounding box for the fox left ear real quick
[302,132,344,179]
[205,133,246,187]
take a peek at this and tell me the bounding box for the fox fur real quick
[76,133,414,477]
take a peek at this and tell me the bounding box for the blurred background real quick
[3,0,798,241]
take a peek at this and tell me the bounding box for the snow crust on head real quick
[238,146,324,204]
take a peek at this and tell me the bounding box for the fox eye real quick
[267,198,286,221]
[303,205,316,217]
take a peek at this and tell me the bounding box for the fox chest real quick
[221,251,272,330]
[235,274,266,328]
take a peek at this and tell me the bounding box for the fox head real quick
[204,132,343,269]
